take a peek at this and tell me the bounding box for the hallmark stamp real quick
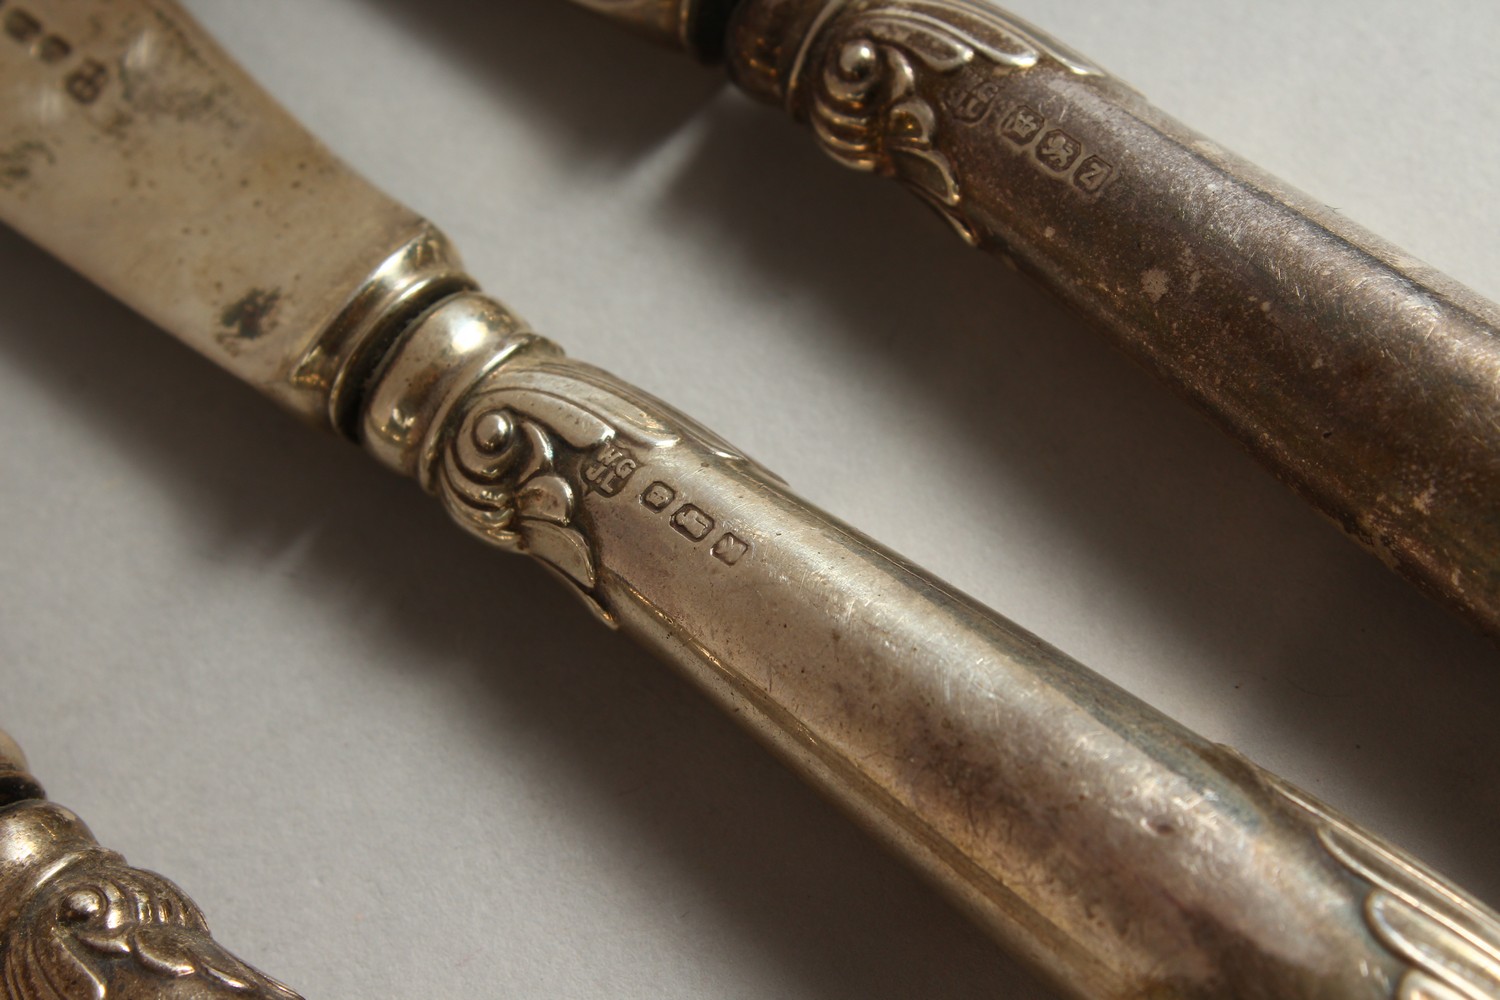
[999,103,1117,198]
[641,481,676,512]
[711,534,750,566]
[4,9,42,44]
[63,57,108,105]
[950,79,1004,124]
[0,141,54,192]
[1074,154,1114,194]
[1037,129,1082,172]
[671,505,715,542]
[2,6,111,107]
[36,34,70,63]
[581,441,637,497]
[641,482,747,565]
[1000,104,1045,145]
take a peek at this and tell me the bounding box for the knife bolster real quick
[318,228,479,440]
[358,291,561,481]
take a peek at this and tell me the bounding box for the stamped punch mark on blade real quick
[3,5,110,105]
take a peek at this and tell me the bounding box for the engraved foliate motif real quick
[799,0,1101,243]
[1265,777,1500,999]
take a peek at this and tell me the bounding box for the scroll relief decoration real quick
[2,844,300,1000]
[1268,777,1500,1000]
[800,0,1102,243]
[438,360,745,625]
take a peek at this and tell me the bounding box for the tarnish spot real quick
[218,288,281,351]
[0,142,55,191]
[1141,268,1170,303]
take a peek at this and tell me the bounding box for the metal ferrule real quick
[359,290,556,482]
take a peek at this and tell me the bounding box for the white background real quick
[1,1,1497,996]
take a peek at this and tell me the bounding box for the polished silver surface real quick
[2,1,1500,1000]
[6,1,1500,995]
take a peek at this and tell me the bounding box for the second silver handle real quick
[723,0,1500,638]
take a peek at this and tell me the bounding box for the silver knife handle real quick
[360,289,1500,1000]
[0,731,303,1000]
[716,0,1500,638]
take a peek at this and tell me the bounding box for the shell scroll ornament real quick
[0,805,301,1000]
[437,359,742,625]
[802,0,1101,243]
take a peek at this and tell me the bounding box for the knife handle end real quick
[0,730,304,1000]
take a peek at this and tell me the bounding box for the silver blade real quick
[0,0,456,428]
